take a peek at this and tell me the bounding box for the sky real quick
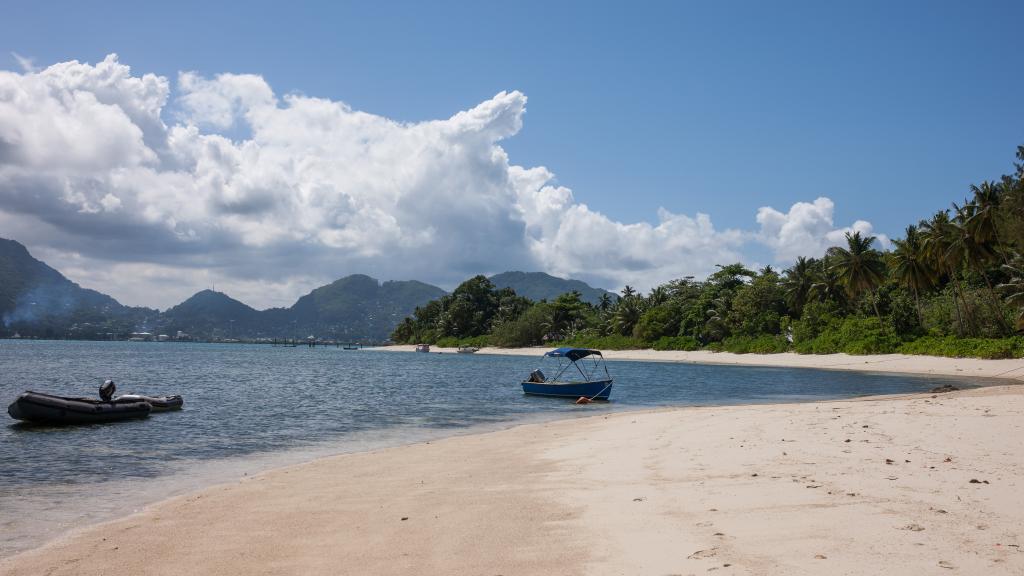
[0,0,1021,309]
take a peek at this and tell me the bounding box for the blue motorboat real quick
[521,348,614,400]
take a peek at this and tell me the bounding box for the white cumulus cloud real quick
[0,54,887,308]
[756,197,890,262]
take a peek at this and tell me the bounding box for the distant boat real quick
[342,344,360,350]
[521,348,613,400]
[415,344,430,353]
[456,346,479,354]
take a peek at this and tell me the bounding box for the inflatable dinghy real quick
[8,391,151,424]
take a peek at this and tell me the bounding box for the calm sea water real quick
[0,340,980,557]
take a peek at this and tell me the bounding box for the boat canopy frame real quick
[540,348,610,383]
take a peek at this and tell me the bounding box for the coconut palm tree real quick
[808,263,848,309]
[620,285,636,299]
[613,297,642,336]
[646,285,669,308]
[964,181,1004,249]
[702,296,730,342]
[950,202,1010,333]
[921,211,970,335]
[597,293,613,313]
[890,225,934,324]
[827,231,886,321]
[783,256,815,317]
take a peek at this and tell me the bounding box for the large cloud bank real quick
[0,55,886,308]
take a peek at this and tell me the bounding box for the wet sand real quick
[3,384,1022,575]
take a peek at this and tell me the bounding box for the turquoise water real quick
[0,340,979,556]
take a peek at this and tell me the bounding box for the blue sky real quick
[7,0,1022,230]
[1,1,1022,307]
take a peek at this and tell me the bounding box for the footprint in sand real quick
[687,547,718,559]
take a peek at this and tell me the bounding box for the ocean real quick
[0,339,979,557]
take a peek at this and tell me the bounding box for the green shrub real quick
[790,300,840,345]
[434,335,491,348]
[898,336,1024,359]
[552,334,647,350]
[652,335,701,351]
[490,303,551,347]
[717,334,791,354]
[921,287,1015,339]
[633,304,681,342]
[795,316,901,355]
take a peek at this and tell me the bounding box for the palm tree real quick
[921,211,970,335]
[964,181,1004,249]
[613,297,642,336]
[997,254,1024,331]
[646,286,669,308]
[809,264,848,309]
[783,256,815,317]
[702,296,730,342]
[597,293,613,313]
[620,285,636,299]
[890,225,935,324]
[827,231,886,321]
[950,202,1010,334]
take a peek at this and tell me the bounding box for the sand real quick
[389,344,1024,381]
[3,384,1023,575]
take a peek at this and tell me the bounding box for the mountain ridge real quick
[489,271,616,305]
[1,238,615,340]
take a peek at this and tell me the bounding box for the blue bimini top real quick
[544,348,603,362]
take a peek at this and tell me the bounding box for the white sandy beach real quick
[2,381,1022,575]
[387,345,1024,381]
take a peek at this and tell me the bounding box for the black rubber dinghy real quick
[7,391,151,424]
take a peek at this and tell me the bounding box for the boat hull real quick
[521,379,613,400]
[8,391,151,424]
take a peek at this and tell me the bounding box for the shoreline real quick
[380,345,1024,381]
[3,385,1023,575]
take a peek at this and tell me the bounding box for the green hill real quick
[0,237,454,341]
[489,271,616,305]
[288,274,446,341]
[162,290,262,339]
[0,238,156,338]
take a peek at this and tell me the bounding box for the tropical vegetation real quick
[393,145,1024,359]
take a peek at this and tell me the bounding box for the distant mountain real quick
[0,238,156,337]
[489,271,616,305]
[161,276,446,341]
[162,290,261,338]
[4,239,615,342]
[288,274,447,341]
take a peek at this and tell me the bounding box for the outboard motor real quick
[529,369,545,383]
[99,379,116,401]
